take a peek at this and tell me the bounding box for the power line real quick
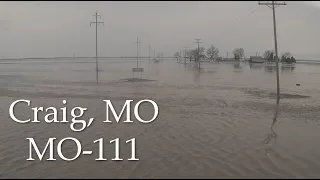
[215,5,260,37]
[230,6,259,25]
[90,10,104,82]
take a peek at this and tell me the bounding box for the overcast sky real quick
[0,1,319,59]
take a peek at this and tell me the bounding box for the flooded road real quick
[0,58,319,178]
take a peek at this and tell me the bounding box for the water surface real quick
[0,58,319,178]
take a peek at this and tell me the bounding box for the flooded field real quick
[0,58,320,178]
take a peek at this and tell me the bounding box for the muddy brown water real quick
[0,58,319,178]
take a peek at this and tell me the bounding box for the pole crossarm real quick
[258,2,286,5]
[258,1,286,9]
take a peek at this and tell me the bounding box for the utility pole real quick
[258,1,286,104]
[134,37,140,68]
[90,11,104,82]
[195,39,202,69]
[184,47,189,66]
[148,44,151,64]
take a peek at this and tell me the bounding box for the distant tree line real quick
[263,50,296,64]
[174,47,296,64]
[174,46,247,62]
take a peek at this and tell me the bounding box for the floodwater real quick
[0,58,320,178]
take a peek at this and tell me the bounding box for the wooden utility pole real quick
[258,1,287,104]
[90,11,104,82]
[148,44,151,65]
[134,37,140,68]
[195,39,202,69]
[184,47,189,66]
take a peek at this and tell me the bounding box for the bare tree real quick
[186,50,193,62]
[263,50,274,62]
[216,56,223,63]
[186,50,192,58]
[233,48,244,61]
[198,47,205,56]
[187,47,206,61]
[189,49,197,60]
[281,52,296,64]
[174,52,180,58]
[207,45,219,61]
[174,52,180,62]
[281,52,292,59]
[196,47,206,61]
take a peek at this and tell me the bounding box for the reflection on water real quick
[262,64,296,73]
[193,69,202,85]
[233,62,242,69]
[264,65,277,73]
[263,101,279,145]
[0,58,320,178]
[249,63,264,70]
[281,66,296,72]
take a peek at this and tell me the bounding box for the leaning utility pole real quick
[195,39,202,69]
[258,1,286,104]
[134,37,140,68]
[90,11,104,82]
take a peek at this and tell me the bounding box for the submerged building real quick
[249,56,265,63]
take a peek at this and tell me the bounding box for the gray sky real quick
[0,1,319,59]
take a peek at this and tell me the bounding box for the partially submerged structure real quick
[249,56,265,63]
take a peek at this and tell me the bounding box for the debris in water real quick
[120,78,156,82]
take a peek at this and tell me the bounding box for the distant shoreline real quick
[0,57,319,64]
